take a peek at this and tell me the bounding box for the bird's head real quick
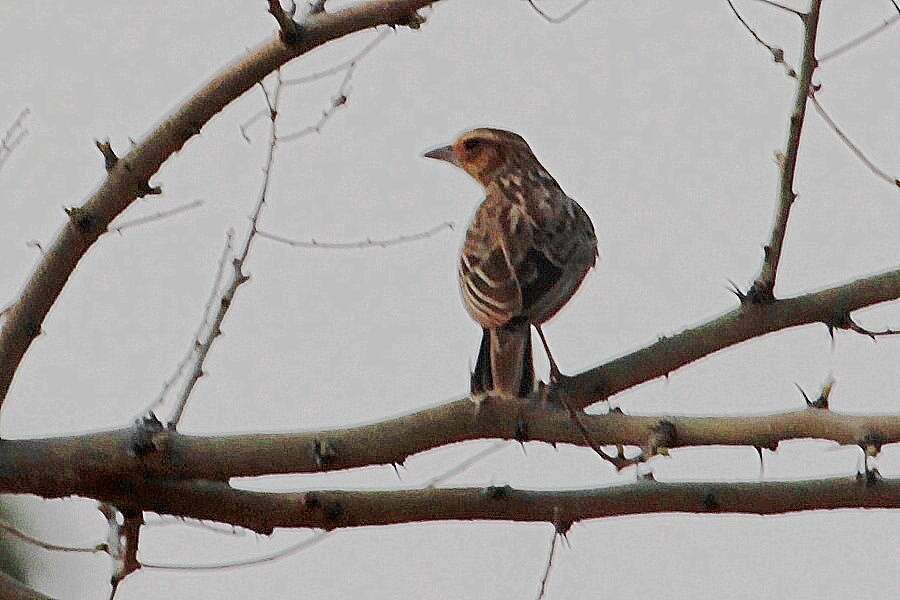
[423,128,535,186]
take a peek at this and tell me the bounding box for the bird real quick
[423,128,598,399]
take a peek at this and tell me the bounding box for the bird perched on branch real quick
[424,128,598,399]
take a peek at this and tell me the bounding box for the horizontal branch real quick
[0,0,438,411]
[1,400,899,491]
[67,476,900,535]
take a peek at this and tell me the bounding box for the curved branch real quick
[0,0,438,411]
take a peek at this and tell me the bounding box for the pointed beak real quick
[422,144,458,166]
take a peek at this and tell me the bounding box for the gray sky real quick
[2,0,900,597]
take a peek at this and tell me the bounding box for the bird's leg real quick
[535,325,563,383]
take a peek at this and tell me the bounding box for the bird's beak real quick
[422,144,458,166]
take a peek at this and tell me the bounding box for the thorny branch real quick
[0,0,441,412]
[256,221,454,249]
[747,0,822,303]
[167,74,284,430]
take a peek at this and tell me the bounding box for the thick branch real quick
[748,0,822,303]
[0,0,438,411]
[3,400,900,487]
[57,477,900,535]
[0,269,899,485]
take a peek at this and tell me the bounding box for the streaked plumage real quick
[425,128,598,398]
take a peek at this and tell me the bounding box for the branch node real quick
[312,438,336,469]
[483,484,512,500]
[126,412,165,458]
[135,180,162,198]
[268,0,302,44]
[95,139,119,171]
[64,205,100,235]
[323,501,344,521]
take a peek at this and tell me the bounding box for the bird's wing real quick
[458,188,526,329]
[516,191,598,322]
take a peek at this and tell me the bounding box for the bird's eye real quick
[463,139,482,152]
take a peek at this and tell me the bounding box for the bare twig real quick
[257,221,453,249]
[0,107,30,175]
[108,200,205,234]
[524,0,594,23]
[557,393,639,470]
[424,441,506,487]
[279,67,353,142]
[239,30,389,143]
[535,529,559,600]
[832,311,900,340]
[282,29,389,87]
[724,0,796,77]
[167,73,284,430]
[0,517,105,554]
[751,0,804,17]
[808,94,900,189]
[819,13,900,63]
[141,231,233,417]
[142,530,329,571]
[747,0,822,303]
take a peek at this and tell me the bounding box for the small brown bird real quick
[424,128,598,398]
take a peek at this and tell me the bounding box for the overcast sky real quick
[1,0,900,598]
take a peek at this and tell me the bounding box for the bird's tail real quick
[471,320,535,398]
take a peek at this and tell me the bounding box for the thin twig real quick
[108,200,204,234]
[142,531,329,571]
[282,30,389,87]
[535,529,559,600]
[724,0,797,77]
[524,0,594,23]
[257,221,454,250]
[0,518,105,554]
[167,72,284,430]
[0,107,30,175]
[808,94,900,189]
[143,515,248,537]
[278,67,354,143]
[239,30,389,143]
[747,0,822,303]
[425,441,506,487]
[751,0,804,17]
[819,14,900,63]
[557,393,639,470]
[140,231,234,417]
